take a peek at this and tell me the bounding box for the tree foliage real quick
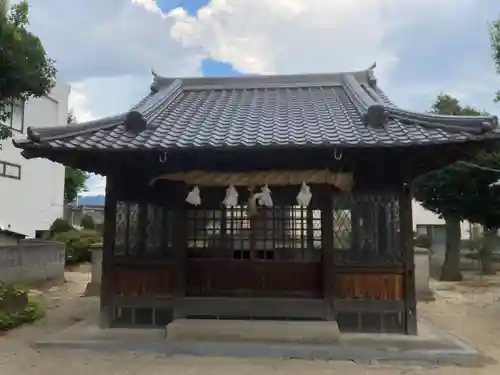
[48,217,73,238]
[0,0,56,139]
[64,165,87,203]
[413,94,500,228]
[490,17,500,103]
[54,229,101,264]
[413,94,500,280]
[80,214,96,230]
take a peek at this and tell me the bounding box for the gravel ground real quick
[1,267,500,375]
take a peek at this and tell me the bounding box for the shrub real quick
[53,229,101,264]
[49,217,73,238]
[0,283,45,331]
[80,214,96,230]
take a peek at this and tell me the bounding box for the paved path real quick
[1,268,500,375]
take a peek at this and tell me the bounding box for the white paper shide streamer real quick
[186,185,201,206]
[223,185,239,208]
[296,181,312,207]
[257,184,273,207]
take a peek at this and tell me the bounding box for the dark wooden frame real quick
[100,170,416,334]
[0,160,22,180]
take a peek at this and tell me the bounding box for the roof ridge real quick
[23,113,127,143]
[125,80,183,132]
[151,68,375,92]
[20,79,186,143]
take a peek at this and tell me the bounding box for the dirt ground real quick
[1,266,500,375]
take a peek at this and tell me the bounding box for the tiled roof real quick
[14,68,500,153]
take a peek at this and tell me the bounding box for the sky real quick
[23,0,500,196]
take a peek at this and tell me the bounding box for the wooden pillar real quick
[321,185,335,320]
[399,182,417,334]
[100,175,117,327]
[172,203,187,319]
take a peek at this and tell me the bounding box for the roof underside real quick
[14,67,500,153]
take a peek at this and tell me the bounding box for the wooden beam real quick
[399,182,417,334]
[172,201,188,318]
[321,185,335,320]
[100,174,117,327]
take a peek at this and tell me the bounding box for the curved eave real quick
[342,73,499,134]
[386,107,498,134]
[18,113,127,145]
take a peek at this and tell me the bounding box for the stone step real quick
[165,319,340,344]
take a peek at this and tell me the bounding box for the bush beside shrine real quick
[48,218,101,265]
[49,217,73,237]
[53,229,101,264]
[80,214,96,230]
[0,283,45,331]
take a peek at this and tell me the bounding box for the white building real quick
[413,200,470,239]
[0,80,70,237]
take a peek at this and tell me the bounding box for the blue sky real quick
[24,0,500,195]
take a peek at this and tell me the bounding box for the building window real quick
[0,161,21,180]
[1,100,24,133]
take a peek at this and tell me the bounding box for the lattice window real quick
[226,205,251,251]
[333,193,402,266]
[187,209,224,249]
[127,203,141,256]
[187,205,321,261]
[113,201,145,257]
[333,209,352,250]
[312,209,322,250]
[145,204,174,255]
[114,201,128,256]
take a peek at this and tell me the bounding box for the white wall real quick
[0,79,70,237]
[412,200,470,239]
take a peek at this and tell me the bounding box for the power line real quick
[457,161,500,174]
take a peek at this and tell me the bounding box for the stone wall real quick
[0,239,66,284]
[414,247,433,300]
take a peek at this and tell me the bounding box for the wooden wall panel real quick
[333,273,404,300]
[186,260,323,298]
[110,264,177,296]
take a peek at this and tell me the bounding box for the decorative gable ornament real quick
[257,184,273,208]
[223,185,239,208]
[296,181,312,207]
[186,186,201,206]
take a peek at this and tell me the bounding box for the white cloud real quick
[68,84,96,122]
[166,0,475,81]
[29,0,499,196]
[27,0,203,81]
[82,174,107,197]
[132,0,161,13]
[25,0,204,196]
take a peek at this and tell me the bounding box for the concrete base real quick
[33,316,484,365]
[166,319,340,345]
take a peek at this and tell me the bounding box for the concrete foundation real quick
[33,316,484,365]
[166,319,341,345]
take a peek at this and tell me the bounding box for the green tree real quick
[64,112,88,202]
[490,17,500,102]
[413,94,500,280]
[80,214,95,230]
[0,0,56,139]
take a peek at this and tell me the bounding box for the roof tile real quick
[15,71,500,152]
